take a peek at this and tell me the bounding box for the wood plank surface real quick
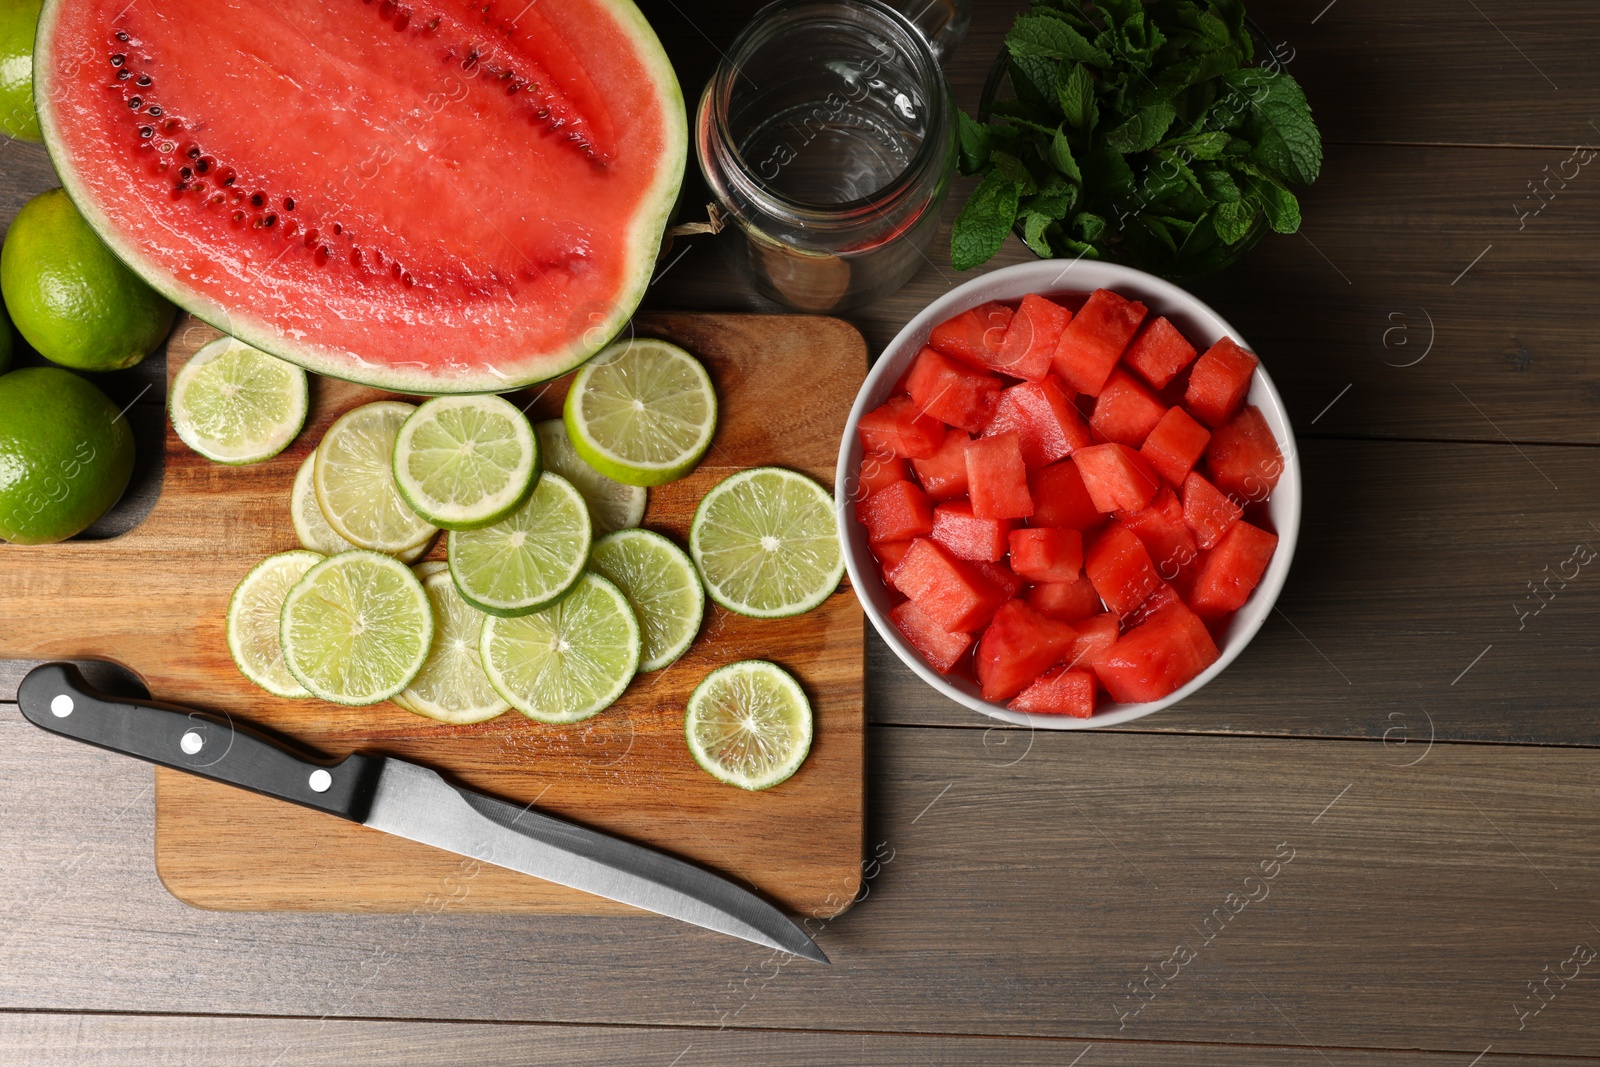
[0,311,868,916]
[5,1013,1596,1067]
[4,710,1600,1057]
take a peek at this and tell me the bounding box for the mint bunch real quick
[951,0,1322,277]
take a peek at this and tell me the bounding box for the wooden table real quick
[4,1,1600,1062]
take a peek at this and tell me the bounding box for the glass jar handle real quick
[893,0,969,64]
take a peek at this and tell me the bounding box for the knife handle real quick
[16,663,383,822]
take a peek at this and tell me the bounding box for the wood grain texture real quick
[5,1013,1596,1067]
[0,311,867,917]
[4,711,1600,1057]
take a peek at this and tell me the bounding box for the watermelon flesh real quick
[36,0,686,392]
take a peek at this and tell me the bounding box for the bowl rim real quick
[835,258,1302,730]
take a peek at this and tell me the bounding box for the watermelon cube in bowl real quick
[838,259,1299,730]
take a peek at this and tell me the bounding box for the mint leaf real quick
[989,150,1040,195]
[1006,14,1112,67]
[1074,212,1109,242]
[1212,200,1256,244]
[1222,69,1322,185]
[1104,102,1177,154]
[1163,130,1230,160]
[1056,62,1097,132]
[1197,163,1242,202]
[1009,54,1061,114]
[951,171,1021,271]
[1025,174,1078,218]
[1020,211,1056,256]
[955,111,991,175]
[1240,170,1302,233]
[1049,127,1082,182]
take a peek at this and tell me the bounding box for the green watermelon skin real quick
[35,0,686,393]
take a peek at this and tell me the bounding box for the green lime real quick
[685,660,812,791]
[290,449,358,556]
[398,571,510,724]
[0,0,40,143]
[480,572,641,723]
[589,529,704,672]
[534,419,646,535]
[280,550,433,706]
[447,471,591,617]
[314,401,438,553]
[170,337,308,464]
[563,338,717,487]
[0,366,134,544]
[689,467,844,619]
[226,550,322,698]
[393,395,538,530]
[0,189,175,371]
[0,298,13,374]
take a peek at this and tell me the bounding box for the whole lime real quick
[0,0,40,142]
[0,298,12,374]
[0,366,135,544]
[1,188,176,371]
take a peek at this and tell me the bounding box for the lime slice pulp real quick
[314,401,438,553]
[590,529,704,672]
[685,660,813,790]
[398,571,510,724]
[226,550,322,698]
[170,337,308,464]
[393,395,539,530]
[563,338,717,487]
[448,471,591,616]
[534,419,646,535]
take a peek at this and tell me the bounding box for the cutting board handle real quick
[17,663,384,822]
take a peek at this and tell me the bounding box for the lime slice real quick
[685,660,812,790]
[689,466,844,618]
[534,419,646,535]
[563,338,717,487]
[447,471,591,617]
[397,571,510,724]
[170,337,308,464]
[314,401,439,553]
[291,449,359,556]
[226,550,322,698]
[590,529,704,672]
[480,573,641,723]
[393,395,539,530]
[280,550,433,705]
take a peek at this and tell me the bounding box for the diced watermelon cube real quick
[1085,525,1164,616]
[1094,601,1220,703]
[932,501,1012,562]
[928,301,1014,369]
[1122,316,1198,389]
[1073,442,1161,514]
[1189,520,1278,617]
[1009,667,1095,717]
[1028,458,1102,530]
[874,539,914,574]
[1204,405,1284,501]
[1181,471,1242,550]
[1117,488,1197,580]
[1139,406,1210,487]
[1090,368,1167,448]
[965,431,1034,520]
[889,538,1010,632]
[1052,288,1148,396]
[857,451,909,498]
[974,558,1025,600]
[855,479,933,544]
[976,600,1078,702]
[984,376,1091,468]
[906,346,1003,433]
[858,394,943,459]
[992,293,1072,381]
[1120,581,1183,631]
[1026,576,1104,624]
[1008,527,1084,583]
[889,599,973,674]
[1065,612,1119,672]
[909,429,970,500]
[1184,337,1259,428]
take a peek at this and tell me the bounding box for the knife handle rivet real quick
[180,730,204,755]
[308,769,332,793]
[50,695,74,718]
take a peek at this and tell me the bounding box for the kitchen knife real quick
[16,662,828,963]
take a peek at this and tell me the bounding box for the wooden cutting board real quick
[0,311,867,917]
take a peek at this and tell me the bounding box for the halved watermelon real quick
[35,0,686,393]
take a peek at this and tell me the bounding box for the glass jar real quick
[696,0,960,311]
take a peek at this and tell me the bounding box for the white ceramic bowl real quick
[835,259,1301,729]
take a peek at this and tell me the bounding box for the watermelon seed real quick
[231,210,246,225]
[115,31,129,41]
[391,262,402,280]
[147,105,162,117]
[159,141,174,152]
[138,126,152,138]
[314,246,330,266]
[137,74,151,86]
[425,16,440,31]
[117,70,130,81]
[110,53,125,66]
[195,157,211,174]
[263,213,277,227]
[283,219,299,237]
[283,197,295,211]
[250,192,265,207]
[303,227,319,246]
[402,272,415,287]
[209,193,224,206]
[128,96,142,109]
[185,145,200,158]
[220,168,236,186]
[332,222,343,235]
[178,166,192,180]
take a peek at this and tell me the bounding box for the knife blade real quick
[15,662,828,963]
